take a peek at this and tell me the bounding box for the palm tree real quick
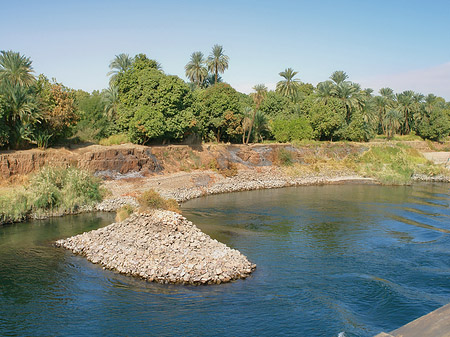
[2,83,38,123]
[379,87,395,100]
[102,85,119,119]
[241,106,253,144]
[207,44,229,85]
[185,52,208,87]
[0,50,35,87]
[276,68,301,101]
[246,84,267,144]
[330,70,348,85]
[204,73,222,87]
[253,110,269,142]
[108,53,133,84]
[316,81,334,105]
[396,90,416,134]
[383,109,402,139]
[332,81,363,122]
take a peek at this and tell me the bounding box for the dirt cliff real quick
[0,143,371,181]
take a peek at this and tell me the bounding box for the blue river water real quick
[0,183,449,336]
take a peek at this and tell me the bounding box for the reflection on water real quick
[0,184,450,337]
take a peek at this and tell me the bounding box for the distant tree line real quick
[1,48,449,150]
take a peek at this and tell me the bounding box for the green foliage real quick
[194,83,243,142]
[276,148,294,166]
[116,55,194,144]
[353,145,440,184]
[138,189,179,212]
[98,133,129,146]
[0,167,103,224]
[417,107,450,141]
[271,117,313,142]
[308,98,346,140]
[258,91,295,119]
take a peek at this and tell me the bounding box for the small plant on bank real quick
[276,148,294,166]
[0,167,104,224]
[115,204,135,222]
[138,189,180,213]
[99,133,129,146]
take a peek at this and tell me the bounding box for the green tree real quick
[207,44,229,85]
[0,50,35,87]
[309,98,346,141]
[271,117,313,142]
[330,70,348,85]
[383,109,402,139]
[396,90,417,135]
[276,68,301,101]
[315,81,334,105]
[185,52,208,87]
[246,84,267,144]
[193,83,242,142]
[108,53,133,84]
[116,54,194,144]
[102,85,119,120]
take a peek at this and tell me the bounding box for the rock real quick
[56,210,256,285]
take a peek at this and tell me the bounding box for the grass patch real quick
[138,189,180,213]
[98,133,129,146]
[275,148,294,166]
[0,167,104,224]
[351,144,448,184]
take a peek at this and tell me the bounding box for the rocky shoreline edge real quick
[56,210,256,285]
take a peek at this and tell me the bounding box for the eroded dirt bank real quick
[0,142,367,180]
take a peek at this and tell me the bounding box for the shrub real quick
[276,148,294,166]
[271,117,313,143]
[0,167,104,223]
[138,189,180,213]
[99,133,129,146]
[115,204,135,222]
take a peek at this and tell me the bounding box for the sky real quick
[1,0,449,99]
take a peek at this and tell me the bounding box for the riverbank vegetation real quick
[1,48,449,150]
[0,167,103,224]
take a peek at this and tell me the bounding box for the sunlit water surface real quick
[1,184,449,336]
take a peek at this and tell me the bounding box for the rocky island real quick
[56,209,256,285]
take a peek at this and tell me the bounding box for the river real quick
[1,184,449,336]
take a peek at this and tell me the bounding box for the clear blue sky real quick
[2,0,449,98]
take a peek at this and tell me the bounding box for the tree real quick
[0,50,35,87]
[396,90,417,134]
[330,70,348,85]
[116,54,194,144]
[316,81,334,105]
[309,98,346,141]
[102,85,119,119]
[276,68,301,101]
[193,83,242,142]
[207,44,229,85]
[246,84,267,144]
[383,109,402,139]
[37,76,78,141]
[185,52,208,87]
[107,53,133,84]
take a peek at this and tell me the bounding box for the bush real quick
[276,148,294,166]
[115,204,135,222]
[99,133,129,146]
[271,117,313,143]
[138,189,179,212]
[0,167,104,224]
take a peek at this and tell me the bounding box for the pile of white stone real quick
[56,210,256,285]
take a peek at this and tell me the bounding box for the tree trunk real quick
[246,110,257,144]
